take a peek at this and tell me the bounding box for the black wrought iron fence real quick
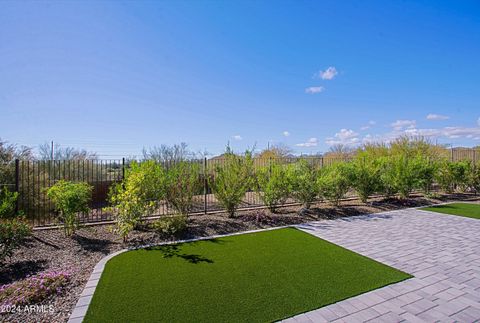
[1,148,478,227]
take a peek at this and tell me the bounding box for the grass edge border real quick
[68,204,437,323]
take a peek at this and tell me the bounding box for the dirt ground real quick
[1,192,479,323]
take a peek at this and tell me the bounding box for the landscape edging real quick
[67,202,455,323]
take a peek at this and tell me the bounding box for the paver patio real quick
[286,208,480,322]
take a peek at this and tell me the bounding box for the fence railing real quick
[0,148,478,227]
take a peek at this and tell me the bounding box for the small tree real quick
[164,161,202,216]
[256,162,291,213]
[289,160,318,209]
[108,161,165,242]
[0,187,31,265]
[209,149,254,217]
[47,180,92,236]
[317,163,352,206]
[350,154,381,203]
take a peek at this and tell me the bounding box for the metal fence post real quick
[204,157,207,214]
[15,159,19,214]
[122,157,125,179]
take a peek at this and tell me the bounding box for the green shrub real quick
[209,149,254,217]
[350,155,381,203]
[469,164,480,193]
[164,161,202,216]
[415,157,437,194]
[0,187,18,219]
[317,163,352,206]
[288,160,318,209]
[0,188,31,265]
[377,157,399,198]
[381,155,422,199]
[47,180,92,236]
[108,161,165,242]
[256,162,291,213]
[435,160,471,193]
[152,215,187,238]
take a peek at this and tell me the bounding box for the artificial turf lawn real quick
[84,228,411,323]
[421,203,480,220]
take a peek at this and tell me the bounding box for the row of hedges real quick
[105,147,479,241]
[4,141,478,241]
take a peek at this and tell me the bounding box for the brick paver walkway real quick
[285,208,480,322]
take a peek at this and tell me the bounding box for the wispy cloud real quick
[296,137,318,147]
[325,129,360,146]
[326,120,480,148]
[478,117,480,127]
[361,120,376,130]
[305,86,325,94]
[233,135,242,141]
[283,131,290,137]
[426,113,450,121]
[391,119,416,131]
[315,66,338,80]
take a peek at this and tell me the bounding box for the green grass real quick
[421,203,480,220]
[84,228,411,323]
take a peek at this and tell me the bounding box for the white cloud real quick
[366,125,480,145]
[233,135,242,141]
[391,119,416,131]
[426,113,450,121]
[325,129,360,146]
[305,86,325,94]
[283,131,290,137]
[296,137,318,147]
[315,66,338,80]
[361,121,376,130]
[478,117,480,127]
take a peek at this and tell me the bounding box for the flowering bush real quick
[0,269,71,307]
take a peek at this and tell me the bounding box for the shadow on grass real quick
[145,243,216,264]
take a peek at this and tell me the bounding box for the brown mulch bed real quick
[1,193,479,322]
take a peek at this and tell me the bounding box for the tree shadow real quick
[146,244,214,264]
[73,234,114,255]
[0,259,48,285]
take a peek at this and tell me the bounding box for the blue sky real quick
[1,0,480,157]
